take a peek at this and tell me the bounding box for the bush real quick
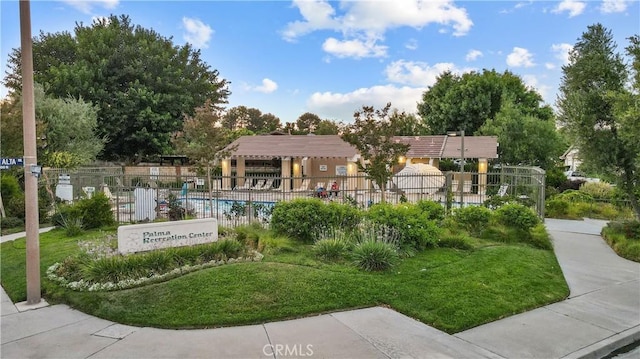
[270,198,362,243]
[438,231,474,250]
[258,235,295,255]
[602,221,640,262]
[495,203,540,231]
[6,194,26,220]
[314,238,348,260]
[76,192,115,229]
[453,206,492,233]
[545,199,571,218]
[555,190,593,203]
[527,224,553,250]
[0,216,24,229]
[351,240,399,271]
[365,203,441,250]
[52,193,115,230]
[415,200,445,221]
[579,182,613,200]
[1,174,22,205]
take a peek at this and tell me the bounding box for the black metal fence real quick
[42,165,546,227]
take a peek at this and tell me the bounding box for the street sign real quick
[0,157,24,170]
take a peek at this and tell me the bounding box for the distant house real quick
[220,134,498,192]
[560,146,582,171]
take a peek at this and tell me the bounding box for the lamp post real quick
[447,130,465,207]
[459,130,465,207]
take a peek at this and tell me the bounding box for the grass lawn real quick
[1,227,568,333]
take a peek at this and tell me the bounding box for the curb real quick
[561,325,640,359]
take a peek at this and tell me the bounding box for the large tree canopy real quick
[3,15,229,161]
[557,24,639,218]
[478,97,565,169]
[417,69,553,135]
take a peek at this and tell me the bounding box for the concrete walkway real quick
[1,219,638,358]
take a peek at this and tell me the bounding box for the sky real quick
[1,0,639,124]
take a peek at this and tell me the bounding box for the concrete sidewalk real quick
[1,219,639,358]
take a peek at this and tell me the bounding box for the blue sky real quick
[1,0,639,124]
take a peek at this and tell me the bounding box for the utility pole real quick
[20,0,41,304]
[459,129,465,208]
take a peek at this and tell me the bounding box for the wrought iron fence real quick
[42,166,546,227]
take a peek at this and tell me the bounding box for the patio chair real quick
[271,180,283,192]
[250,179,265,190]
[260,178,274,191]
[293,178,311,192]
[234,179,252,191]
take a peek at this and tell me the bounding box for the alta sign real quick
[0,158,24,170]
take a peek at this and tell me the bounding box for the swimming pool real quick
[178,198,276,219]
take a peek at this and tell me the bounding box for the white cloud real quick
[307,85,425,121]
[182,17,213,49]
[246,78,279,94]
[600,0,628,13]
[284,0,473,40]
[506,47,535,68]
[322,37,387,58]
[465,49,483,62]
[552,0,586,17]
[551,43,572,65]
[62,0,119,14]
[405,39,418,50]
[283,0,473,58]
[545,63,556,70]
[384,60,474,87]
[522,74,551,101]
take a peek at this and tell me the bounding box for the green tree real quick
[4,15,229,161]
[257,113,282,133]
[35,85,104,167]
[173,100,235,170]
[0,97,24,158]
[417,70,552,134]
[341,103,410,202]
[296,112,321,134]
[557,24,639,218]
[315,119,341,135]
[1,85,103,168]
[391,110,429,136]
[479,98,565,169]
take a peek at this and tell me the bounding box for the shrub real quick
[453,206,492,233]
[602,221,640,262]
[527,224,553,250]
[1,174,22,205]
[6,194,26,220]
[365,203,441,250]
[1,216,24,229]
[579,182,613,200]
[555,190,593,203]
[270,198,325,242]
[495,203,540,231]
[52,193,115,230]
[438,231,474,250]
[351,240,399,271]
[415,200,445,221]
[75,192,115,229]
[314,238,348,260]
[235,222,265,248]
[545,199,571,218]
[270,198,362,242]
[258,235,295,255]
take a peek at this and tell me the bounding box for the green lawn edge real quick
[1,228,569,334]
